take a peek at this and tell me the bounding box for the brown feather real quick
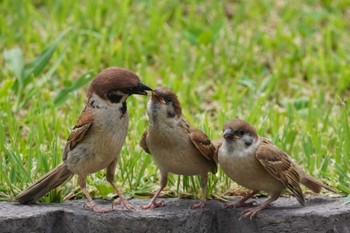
[256,139,305,205]
[15,163,73,204]
[211,138,223,162]
[62,108,93,160]
[152,87,182,119]
[189,128,218,173]
[140,130,151,154]
[297,165,337,193]
[88,67,141,100]
[212,138,223,151]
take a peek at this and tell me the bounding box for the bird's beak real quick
[151,90,166,104]
[133,82,153,95]
[223,128,235,140]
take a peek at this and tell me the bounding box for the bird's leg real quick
[239,192,280,220]
[106,159,135,210]
[189,174,208,209]
[141,172,167,209]
[109,182,135,210]
[223,190,258,209]
[80,176,112,213]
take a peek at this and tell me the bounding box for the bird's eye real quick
[107,90,122,103]
[236,129,245,136]
[164,95,172,102]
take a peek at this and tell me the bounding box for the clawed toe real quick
[140,200,165,210]
[83,202,112,213]
[239,207,261,220]
[112,198,135,210]
[189,201,205,209]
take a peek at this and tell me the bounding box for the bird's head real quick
[147,86,182,123]
[88,67,152,104]
[222,119,258,149]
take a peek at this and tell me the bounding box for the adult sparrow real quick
[218,119,336,219]
[139,87,217,209]
[15,67,152,212]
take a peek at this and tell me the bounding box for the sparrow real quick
[139,87,217,209]
[218,119,336,220]
[15,67,152,213]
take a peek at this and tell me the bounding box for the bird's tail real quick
[15,163,73,204]
[297,167,337,193]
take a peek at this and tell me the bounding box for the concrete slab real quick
[0,197,349,233]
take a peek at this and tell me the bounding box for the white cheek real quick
[147,100,168,120]
[146,100,153,116]
[219,141,234,157]
[121,95,128,103]
[90,93,111,108]
[219,140,253,158]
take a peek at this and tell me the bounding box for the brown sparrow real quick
[218,119,336,220]
[15,67,152,213]
[139,87,217,209]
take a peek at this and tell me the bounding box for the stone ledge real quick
[0,197,349,233]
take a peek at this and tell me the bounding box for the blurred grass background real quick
[0,0,349,203]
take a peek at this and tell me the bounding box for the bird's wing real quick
[139,130,151,154]
[62,108,93,160]
[256,138,305,205]
[211,138,223,161]
[189,127,218,174]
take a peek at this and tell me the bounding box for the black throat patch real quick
[119,102,127,118]
[167,110,175,118]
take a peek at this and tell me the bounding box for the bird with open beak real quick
[140,87,217,209]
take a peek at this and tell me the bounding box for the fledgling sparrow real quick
[139,87,217,209]
[15,67,152,213]
[218,119,336,220]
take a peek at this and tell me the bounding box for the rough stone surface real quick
[0,197,349,233]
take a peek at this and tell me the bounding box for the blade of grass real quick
[21,28,72,88]
[53,71,94,108]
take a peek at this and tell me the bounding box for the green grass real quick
[1,0,349,203]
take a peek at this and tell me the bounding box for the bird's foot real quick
[140,200,165,210]
[189,200,206,209]
[112,198,135,210]
[239,206,262,220]
[83,202,112,213]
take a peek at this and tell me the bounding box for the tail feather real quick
[295,165,337,193]
[15,163,73,204]
[300,174,337,193]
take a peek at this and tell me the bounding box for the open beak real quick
[223,128,236,140]
[133,82,153,95]
[151,90,166,104]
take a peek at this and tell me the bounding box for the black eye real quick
[164,95,172,103]
[236,129,245,136]
[107,90,122,103]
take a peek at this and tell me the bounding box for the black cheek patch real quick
[244,136,254,147]
[90,100,101,109]
[245,141,252,147]
[167,110,175,118]
[107,92,123,103]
